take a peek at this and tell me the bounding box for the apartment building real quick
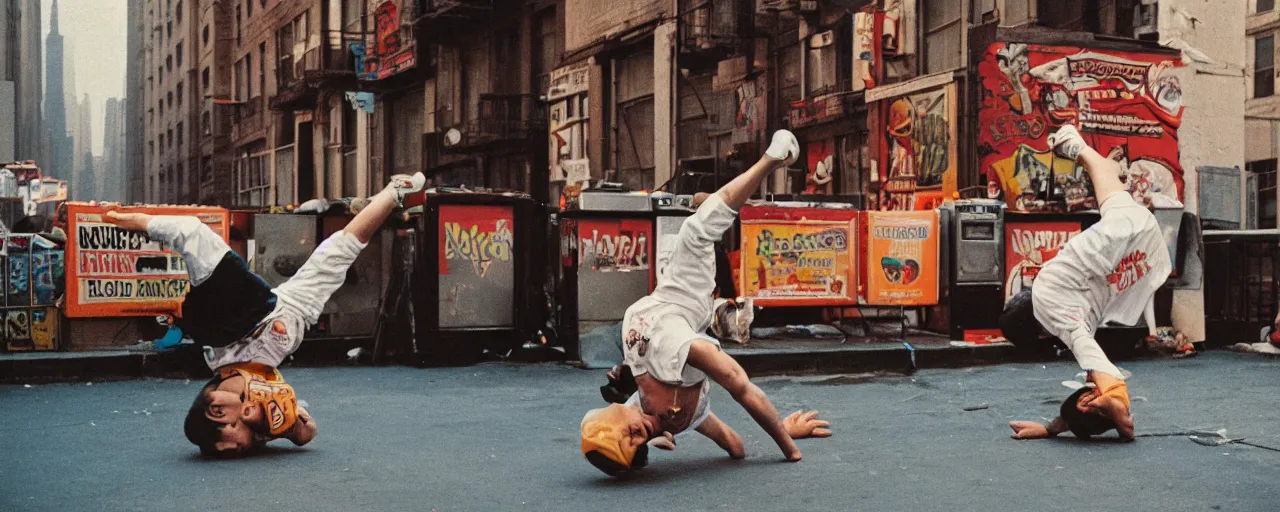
[1246,0,1280,229]
[139,0,200,204]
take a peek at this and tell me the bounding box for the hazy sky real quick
[42,0,128,156]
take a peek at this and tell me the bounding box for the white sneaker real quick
[387,172,427,208]
[765,130,800,166]
[1046,124,1087,162]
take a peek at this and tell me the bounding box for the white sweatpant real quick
[146,216,367,368]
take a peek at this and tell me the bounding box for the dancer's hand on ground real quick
[783,410,832,439]
[648,431,676,451]
[1009,421,1051,439]
[104,211,151,232]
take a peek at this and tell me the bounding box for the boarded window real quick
[614,49,656,191]
[923,0,962,73]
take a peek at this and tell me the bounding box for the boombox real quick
[952,199,1005,284]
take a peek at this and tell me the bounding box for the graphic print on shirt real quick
[625,316,650,357]
[1107,249,1151,293]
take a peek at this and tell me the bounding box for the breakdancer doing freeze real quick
[580,130,832,477]
[1001,125,1172,441]
[106,172,425,456]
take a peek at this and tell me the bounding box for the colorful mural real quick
[577,219,651,272]
[880,83,957,211]
[739,206,859,307]
[852,11,878,92]
[438,205,515,278]
[1003,220,1084,303]
[978,43,1184,212]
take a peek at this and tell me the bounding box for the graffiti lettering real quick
[1009,228,1074,259]
[873,226,930,240]
[1067,58,1148,84]
[755,229,848,259]
[988,114,1047,142]
[580,231,648,269]
[444,221,513,264]
[76,224,151,251]
[83,278,190,300]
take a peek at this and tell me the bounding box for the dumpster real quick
[415,192,541,364]
[558,191,654,361]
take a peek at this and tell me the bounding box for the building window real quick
[234,143,270,205]
[613,49,656,191]
[167,91,173,109]
[201,158,213,184]
[176,42,183,68]
[166,54,173,72]
[175,0,183,24]
[168,128,174,148]
[1249,159,1278,229]
[176,122,184,147]
[235,5,242,45]
[202,67,210,92]
[158,66,164,84]
[246,0,253,17]
[176,82,184,106]
[806,30,839,97]
[246,52,255,98]
[258,42,266,100]
[1261,0,1275,13]
[202,110,211,135]
[1256,36,1274,98]
[923,0,963,73]
[203,25,210,47]
[167,21,172,40]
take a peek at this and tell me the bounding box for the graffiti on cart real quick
[979,43,1184,212]
[5,309,30,342]
[742,223,853,301]
[443,219,514,278]
[578,220,650,272]
[31,249,61,306]
[6,236,30,306]
[1003,222,1082,302]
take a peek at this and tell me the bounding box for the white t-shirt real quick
[1032,192,1172,341]
[621,296,721,386]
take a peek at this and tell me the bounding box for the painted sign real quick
[805,139,835,195]
[577,219,651,273]
[1003,221,1083,303]
[361,0,416,81]
[978,43,1184,212]
[863,211,939,306]
[438,205,515,278]
[740,207,858,306]
[880,83,957,211]
[65,203,229,318]
[549,62,591,186]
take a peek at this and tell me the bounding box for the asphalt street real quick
[2,352,1277,512]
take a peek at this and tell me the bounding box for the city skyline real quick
[40,0,126,157]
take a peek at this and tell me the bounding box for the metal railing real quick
[679,0,747,52]
[454,94,546,147]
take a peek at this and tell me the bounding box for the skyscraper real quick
[0,0,44,164]
[72,93,91,199]
[43,0,72,188]
[102,97,126,203]
[125,0,144,203]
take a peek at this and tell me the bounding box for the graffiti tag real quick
[1107,250,1151,293]
[580,230,648,270]
[443,220,513,277]
[755,229,848,259]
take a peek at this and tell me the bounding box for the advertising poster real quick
[739,206,858,307]
[864,211,939,306]
[65,203,229,318]
[978,43,1184,212]
[1003,220,1084,303]
[880,83,957,211]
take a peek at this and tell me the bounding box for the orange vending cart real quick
[861,210,941,306]
[738,204,859,307]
